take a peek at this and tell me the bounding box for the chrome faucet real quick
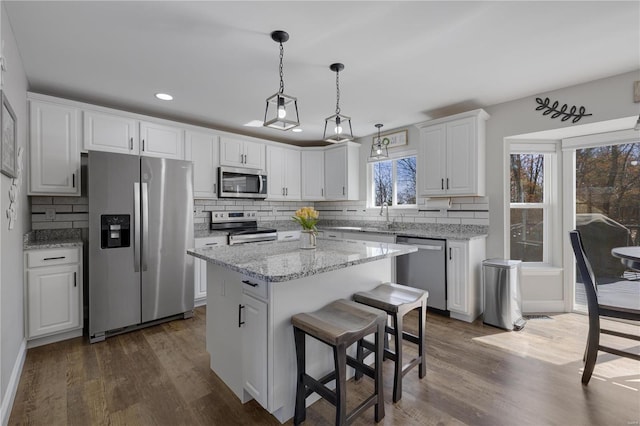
[380,202,389,225]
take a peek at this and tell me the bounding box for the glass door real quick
[573,142,640,310]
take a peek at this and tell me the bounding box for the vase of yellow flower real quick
[292,207,319,249]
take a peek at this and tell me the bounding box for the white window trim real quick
[508,144,560,267]
[367,151,417,209]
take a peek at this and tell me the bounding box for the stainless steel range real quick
[211,211,278,245]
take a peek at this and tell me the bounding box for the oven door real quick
[218,166,267,199]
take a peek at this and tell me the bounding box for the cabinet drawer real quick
[241,276,268,299]
[195,236,227,248]
[26,248,80,268]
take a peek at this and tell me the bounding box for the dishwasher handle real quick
[396,240,443,251]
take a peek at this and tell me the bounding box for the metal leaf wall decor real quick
[534,97,592,123]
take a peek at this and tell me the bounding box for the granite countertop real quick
[24,229,84,250]
[193,221,487,241]
[187,239,417,283]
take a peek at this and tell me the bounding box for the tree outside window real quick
[372,156,416,207]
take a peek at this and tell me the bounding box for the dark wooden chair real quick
[569,230,640,385]
[291,299,387,425]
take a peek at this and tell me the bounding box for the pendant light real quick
[264,30,300,130]
[323,63,353,143]
[369,124,389,160]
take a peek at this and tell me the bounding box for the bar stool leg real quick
[355,338,364,381]
[374,322,385,422]
[392,313,403,403]
[418,303,427,378]
[334,345,347,425]
[293,327,307,425]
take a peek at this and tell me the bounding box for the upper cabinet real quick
[416,109,489,197]
[301,150,325,200]
[266,145,301,200]
[29,98,81,196]
[83,110,138,154]
[324,142,360,200]
[185,130,220,199]
[139,121,184,160]
[220,136,265,170]
[83,110,184,159]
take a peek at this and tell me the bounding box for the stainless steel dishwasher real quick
[396,236,447,312]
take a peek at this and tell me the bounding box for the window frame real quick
[508,143,558,265]
[367,150,417,209]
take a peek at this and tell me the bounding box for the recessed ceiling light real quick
[292,128,303,133]
[155,93,173,101]
[244,120,264,127]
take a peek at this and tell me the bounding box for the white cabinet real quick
[139,121,184,160]
[24,247,83,343]
[185,130,219,199]
[206,266,268,407]
[324,142,360,200]
[242,292,268,407]
[416,109,489,197]
[220,136,265,170]
[277,230,300,241]
[267,145,301,200]
[194,236,227,305]
[446,238,486,323]
[29,99,81,195]
[301,150,325,200]
[83,110,138,154]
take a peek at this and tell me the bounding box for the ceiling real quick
[4,1,639,146]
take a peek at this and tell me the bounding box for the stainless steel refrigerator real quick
[88,151,194,343]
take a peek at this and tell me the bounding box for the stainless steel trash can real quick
[482,259,526,331]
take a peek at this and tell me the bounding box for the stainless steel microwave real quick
[218,166,268,199]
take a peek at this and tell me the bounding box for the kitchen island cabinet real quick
[187,239,416,423]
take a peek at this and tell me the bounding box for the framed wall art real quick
[1,90,17,178]
[373,129,407,149]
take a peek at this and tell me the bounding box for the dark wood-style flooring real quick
[9,306,640,425]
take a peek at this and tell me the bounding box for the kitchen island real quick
[187,239,416,423]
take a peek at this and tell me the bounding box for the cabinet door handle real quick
[142,139,145,151]
[242,279,259,287]
[130,137,133,150]
[441,178,444,190]
[321,188,324,197]
[213,183,217,194]
[72,173,76,188]
[446,178,449,190]
[44,256,66,261]
[284,235,293,239]
[205,242,218,246]
[449,248,452,260]
[282,187,285,196]
[238,304,245,327]
[73,272,77,287]
[286,187,288,196]
[342,186,345,196]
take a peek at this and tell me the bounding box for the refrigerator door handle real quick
[133,182,141,272]
[142,182,149,272]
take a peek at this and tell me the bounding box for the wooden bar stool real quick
[291,299,387,425]
[353,282,428,402]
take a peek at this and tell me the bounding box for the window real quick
[509,149,556,263]
[370,155,416,207]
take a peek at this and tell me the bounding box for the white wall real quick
[0,2,29,423]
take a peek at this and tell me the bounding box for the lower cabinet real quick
[277,230,300,241]
[446,238,486,323]
[206,265,268,408]
[194,236,227,306]
[24,246,83,345]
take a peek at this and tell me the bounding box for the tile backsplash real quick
[31,196,488,231]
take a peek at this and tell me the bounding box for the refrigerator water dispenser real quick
[101,214,130,248]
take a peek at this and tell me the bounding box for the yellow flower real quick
[292,207,319,232]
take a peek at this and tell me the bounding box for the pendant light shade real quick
[324,63,353,143]
[369,124,389,160]
[264,30,300,130]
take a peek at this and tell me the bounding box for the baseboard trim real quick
[1,338,26,426]
[523,300,566,313]
[194,298,207,308]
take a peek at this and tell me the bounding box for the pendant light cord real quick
[279,42,285,94]
[335,70,341,114]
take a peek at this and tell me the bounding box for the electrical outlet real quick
[44,208,56,220]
